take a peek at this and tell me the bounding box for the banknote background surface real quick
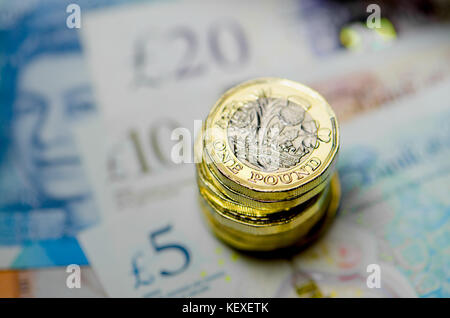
[0,0,150,268]
[78,78,450,298]
[0,0,449,297]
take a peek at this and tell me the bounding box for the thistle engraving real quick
[227,94,329,172]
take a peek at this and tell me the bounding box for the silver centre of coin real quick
[227,96,318,172]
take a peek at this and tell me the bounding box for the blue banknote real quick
[336,84,450,297]
[286,82,449,298]
[0,0,148,269]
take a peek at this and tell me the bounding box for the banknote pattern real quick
[73,1,450,298]
[79,80,450,298]
[0,0,449,299]
[291,82,450,297]
[0,0,144,268]
[79,186,291,297]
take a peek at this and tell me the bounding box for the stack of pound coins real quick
[195,78,340,252]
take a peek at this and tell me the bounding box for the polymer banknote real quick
[0,0,308,269]
[1,0,448,281]
[77,78,450,297]
[290,80,450,298]
[79,185,290,297]
[0,0,158,269]
[75,22,450,225]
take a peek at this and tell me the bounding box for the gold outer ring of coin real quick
[200,173,337,235]
[203,77,339,201]
[195,133,334,216]
[197,157,333,215]
[199,173,341,251]
[196,160,332,216]
[291,173,341,249]
[200,179,331,236]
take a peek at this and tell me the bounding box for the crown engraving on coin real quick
[227,94,321,172]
